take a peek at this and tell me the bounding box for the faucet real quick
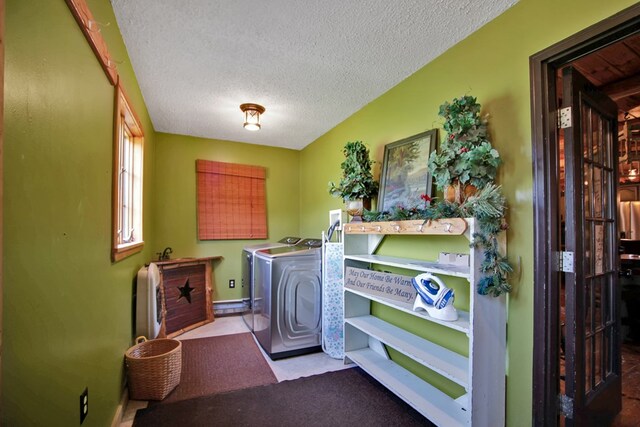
[158,247,173,261]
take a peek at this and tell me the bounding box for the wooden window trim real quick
[65,0,118,85]
[112,82,144,262]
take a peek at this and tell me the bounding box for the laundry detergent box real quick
[344,266,416,304]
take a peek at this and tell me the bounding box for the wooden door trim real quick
[0,0,4,401]
[530,4,640,426]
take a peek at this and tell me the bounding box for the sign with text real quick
[345,267,416,304]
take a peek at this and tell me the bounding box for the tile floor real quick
[612,343,640,427]
[119,315,351,426]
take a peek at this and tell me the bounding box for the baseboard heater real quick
[213,299,245,316]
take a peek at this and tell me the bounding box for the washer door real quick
[276,258,321,348]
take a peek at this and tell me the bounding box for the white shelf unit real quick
[342,218,506,427]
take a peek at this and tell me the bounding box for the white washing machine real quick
[241,237,301,331]
[253,239,323,359]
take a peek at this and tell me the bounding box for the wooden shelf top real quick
[343,218,468,235]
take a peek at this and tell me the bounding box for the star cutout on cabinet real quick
[177,278,194,303]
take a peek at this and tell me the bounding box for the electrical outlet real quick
[79,387,88,424]
[229,279,235,288]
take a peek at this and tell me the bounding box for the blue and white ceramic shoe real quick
[411,273,458,321]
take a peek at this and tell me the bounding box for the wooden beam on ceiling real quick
[602,74,640,100]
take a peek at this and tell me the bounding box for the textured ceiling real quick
[111,0,517,150]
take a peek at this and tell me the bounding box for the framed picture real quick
[378,129,438,212]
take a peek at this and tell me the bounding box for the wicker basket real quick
[125,336,182,401]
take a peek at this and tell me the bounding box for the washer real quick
[241,236,301,331]
[253,239,323,359]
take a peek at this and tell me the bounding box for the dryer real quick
[241,236,301,331]
[253,239,323,359]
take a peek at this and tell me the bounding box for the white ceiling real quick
[111,0,517,150]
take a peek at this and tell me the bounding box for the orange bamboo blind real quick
[196,160,267,240]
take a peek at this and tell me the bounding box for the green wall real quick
[4,0,639,425]
[299,0,637,425]
[153,133,300,301]
[3,1,299,423]
[3,0,156,425]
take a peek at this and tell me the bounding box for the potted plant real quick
[428,96,501,203]
[329,140,379,221]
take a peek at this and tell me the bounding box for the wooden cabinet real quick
[156,257,222,338]
[342,218,506,426]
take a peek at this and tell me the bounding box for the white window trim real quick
[112,82,144,262]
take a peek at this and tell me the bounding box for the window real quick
[112,83,144,261]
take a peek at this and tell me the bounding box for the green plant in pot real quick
[329,140,379,222]
[428,95,501,203]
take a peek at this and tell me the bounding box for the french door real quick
[562,66,621,426]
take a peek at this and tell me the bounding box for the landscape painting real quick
[378,129,438,212]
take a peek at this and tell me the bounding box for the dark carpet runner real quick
[151,333,277,405]
[134,367,434,426]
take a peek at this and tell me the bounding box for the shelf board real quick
[346,348,468,426]
[343,218,468,235]
[344,288,470,334]
[344,254,471,279]
[346,315,469,388]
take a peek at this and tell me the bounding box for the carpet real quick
[152,333,277,405]
[134,367,434,426]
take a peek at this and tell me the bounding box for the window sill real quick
[112,241,144,262]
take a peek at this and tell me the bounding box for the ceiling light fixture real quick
[239,103,265,131]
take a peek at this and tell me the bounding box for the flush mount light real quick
[239,103,265,131]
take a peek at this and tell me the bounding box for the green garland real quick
[363,184,512,297]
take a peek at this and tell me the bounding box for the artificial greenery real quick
[329,141,379,201]
[363,184,512,297]
[428,96,501,191]
[363,95,511,296]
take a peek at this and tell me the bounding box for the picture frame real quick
[377,129,438,212]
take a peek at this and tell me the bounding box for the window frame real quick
[112,82,144,262]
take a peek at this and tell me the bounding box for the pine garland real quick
[363,183,512,297]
